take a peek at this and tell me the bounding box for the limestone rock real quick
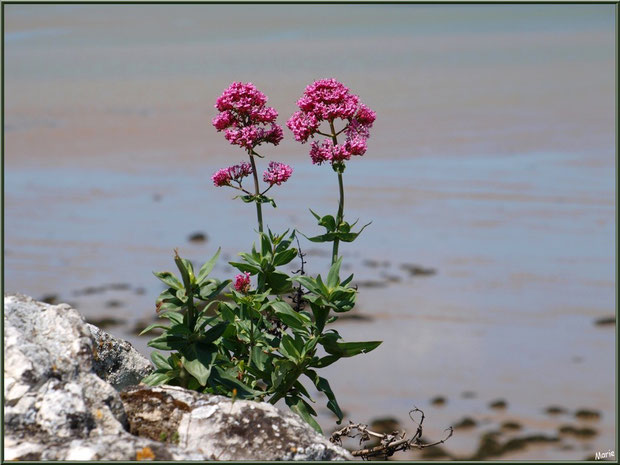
[4,294,128,441]
[121,385,353,460]
[4,433,207,461]
[88,323,153,391]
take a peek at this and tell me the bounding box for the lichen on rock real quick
[88,323,153,391]
[121,384,353,460]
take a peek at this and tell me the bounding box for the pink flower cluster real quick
[234,272,251,293]
[286,78,376,166]
[213,82,284,150]
[211,161,253,187]
[263,161,293,186]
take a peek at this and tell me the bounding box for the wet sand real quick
[3,4,616,460]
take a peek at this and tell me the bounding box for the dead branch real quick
[330,408,453,460]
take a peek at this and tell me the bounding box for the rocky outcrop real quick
[88,323,153,391]
[4,294,129,442]
[3,293,352,461]
[3,432,209,461]
[121,385,351,460]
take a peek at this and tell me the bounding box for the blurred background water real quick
[3,4,616,460]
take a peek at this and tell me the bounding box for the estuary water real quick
[3,4,616,459]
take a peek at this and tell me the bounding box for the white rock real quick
[121,385,353,460]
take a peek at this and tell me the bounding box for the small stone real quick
[593,316,615,327]
[545,405,567,415]
[188,232,208,243]
[501,420,522,431]
[489,399,508,410]
[575,409,601,421]
[453,417,477,429]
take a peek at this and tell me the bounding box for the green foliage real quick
[234,194,277,208]
[303,209,371,244]
[143,231,382,433]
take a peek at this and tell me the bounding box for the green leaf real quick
[157,287,180,304]
[309,303,330,333]
[273,248,298,267]
[153,271,183,291]
[312,354,340,368]
[196,247,221,284]
[321,337,382,357]
[266,271,292,294]
[319,215,336,232]
[292,380,315,403]
[260,233,272,257]
[147,334,188,351]
[236,194,258,204]
[141,371,173,386]
[169,323,192,336]
[315,274,329,296]
[301,231,337,243]
[309,209,321,221]
[294,276,322,295]
[337,221,372,243]
[279,334,302,362]
[181,343,217,386]
[270,359,295,390]
[286,396,322,433]
[210,366,262,399]
[329,288,357,313]
[305,370,343,423]
[229,262,260,274]
[174,252,195,289]
[301,335,319,358]
[327,257,342,289]
[271,300,311,330]
[240,251,261,266]
[139,323,170,336]
[157,300,183,312]
[201,321,228,344]
[195,306,218,330]
[160,311,184,325]
[340,273,354,287]
[151,351,172,370]
[251,346,269,371]
[175,288,189,303]
[218,302,236,322]
[275,230,295,254]
[198,279,231,300]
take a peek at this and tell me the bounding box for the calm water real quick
[3,4,616,459]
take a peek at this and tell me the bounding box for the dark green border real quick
[1,2,617,463]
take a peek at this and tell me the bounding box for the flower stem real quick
[329,120,344,265]
[332,171,344,265]
[248,151,263,233]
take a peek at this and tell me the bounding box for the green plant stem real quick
[329,120,344,265]
[186,288,196,330]
[248,151,264,233]
[331,171,345,265]
[248,317,254,372]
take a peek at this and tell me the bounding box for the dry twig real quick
[330,408,453,460]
